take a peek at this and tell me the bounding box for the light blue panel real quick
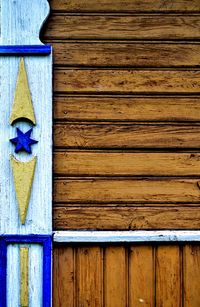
[0,0,50,45]
[0,55,52,234]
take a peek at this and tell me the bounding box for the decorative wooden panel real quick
[0,0,52,306]
[53,243,200,307]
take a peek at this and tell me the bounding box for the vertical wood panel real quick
[183,245,200,307]
[129,245,155,306]
[104,246,127,307]
[53,246,75,307]
[76,246,103,307]
[156,245,182,307]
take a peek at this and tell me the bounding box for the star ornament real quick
[10,128,38,154]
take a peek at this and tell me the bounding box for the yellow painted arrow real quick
[10,58,36,125]
[11,156,36,225]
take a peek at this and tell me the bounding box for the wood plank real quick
[53,246,75,307]
[53,207,200,230]
[183,245,200,307]
[129,245,154,306]
[76,246,103,307]
[54,123,200,149]
[104,246,127,307]
[50,0,200,12]
[156,246,182,307]
[54,178,200,204]
[54,96,200,122]
[45,15,200,40]
[51,42,200,67]
[54,152,200,177]
[54,69,200,94]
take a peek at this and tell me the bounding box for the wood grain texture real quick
[104,246,127,307]
[51,42,200,67]
[54,96,200,122]
[76,246,103,307]
[129,245,155,306]
[156,246,182,307]
[54,123,200,149]
[183,245,200,307]
[53,244,200,306]
[45,15,200,40]
[53,207,200,230]
[54,69,200,94]
[53,246,74,307]
[50,0,200,12]
[54,152,200,176]
[54,178,200,204]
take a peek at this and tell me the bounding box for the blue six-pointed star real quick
[10,128,38,154]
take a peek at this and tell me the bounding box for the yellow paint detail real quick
[11,156,37,225]
[10,58,36,125]
[20,247,29,307]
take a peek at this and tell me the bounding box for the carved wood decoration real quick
[0,0,52,306]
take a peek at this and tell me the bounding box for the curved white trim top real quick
[0,0,50,45]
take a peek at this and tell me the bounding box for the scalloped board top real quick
[0,0,50,45]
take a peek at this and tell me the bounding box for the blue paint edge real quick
[0,235,52,307]
[0,45,52,55]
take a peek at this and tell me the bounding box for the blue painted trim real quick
[0,240,7,307]
[0,45,51,55]
[0,235,52,307]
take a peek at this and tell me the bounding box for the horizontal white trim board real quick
[54,231,200,243]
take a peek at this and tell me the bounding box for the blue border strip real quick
[0,45,51,55]
[0,235,52,307]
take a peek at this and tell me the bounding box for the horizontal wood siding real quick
[50,0,200,12]
[51,43,200,68]
[53,243,200,306]
[45,15,200,40]
[43,0,200,230]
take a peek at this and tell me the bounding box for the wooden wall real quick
[43,1,200,306]
[53,243,200,307]
[43,0,200,230]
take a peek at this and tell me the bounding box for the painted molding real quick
[0,235,52,307]
[0,45,51,55]
[0,0,52,306]
[54,230,200,243]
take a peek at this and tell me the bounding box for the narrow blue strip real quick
[0,240,7,307]
[0,45,51,55]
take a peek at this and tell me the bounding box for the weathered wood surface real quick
[54,69,200,94]
[77,247,103,306]
[54,178,200,204]
[53,244,200,306]
[54,124,200,149]
[183,245,200,307]
[50,0,200,12]
[54,96,200,122]
[129,245,154,306]
[156,246,182,307]
[53,247,74,307]
[45,15,200,40]
[54,152,200,176]
[53,207,200,230]
[104,247,127,307]
[51,43,200,67]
